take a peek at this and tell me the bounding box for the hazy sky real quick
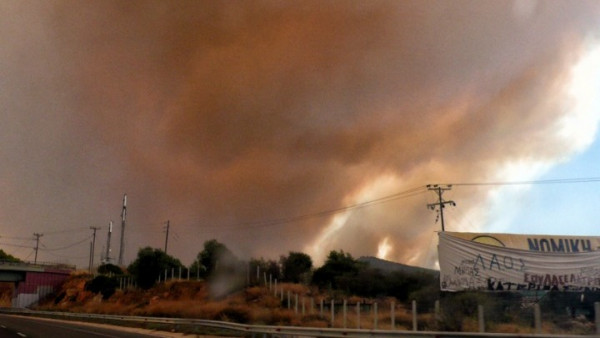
[1,1,600,269]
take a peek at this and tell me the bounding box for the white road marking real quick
[17,333,26,337]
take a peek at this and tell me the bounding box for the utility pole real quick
[33,233,43,264]
[427,184,456,231]
[105,220,113,263]
[118,194,127,265]
[164,220,170,254]
[89,226,100,273]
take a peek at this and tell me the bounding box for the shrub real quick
[85,275,118,300]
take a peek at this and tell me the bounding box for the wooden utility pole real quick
[89,226,100,272]
[164,220,170,254]
[33,233,43,264]
[427,184,455,231]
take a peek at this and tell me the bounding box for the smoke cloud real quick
[1,1,599,268]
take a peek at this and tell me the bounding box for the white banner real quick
[439,232,600,292]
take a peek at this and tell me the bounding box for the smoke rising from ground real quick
[1,1,599,268]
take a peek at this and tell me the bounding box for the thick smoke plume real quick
[0,1,599,268]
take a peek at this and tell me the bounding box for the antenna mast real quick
[104,220,113,263]
[118,194,127,265]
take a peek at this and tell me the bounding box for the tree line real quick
[90,239,438,303]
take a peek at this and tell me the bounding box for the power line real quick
[38,236,91,251]
[201,185,429,231]
[447,176,600,187]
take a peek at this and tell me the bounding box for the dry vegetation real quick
[33,272,597,335]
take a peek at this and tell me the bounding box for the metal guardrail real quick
[0,308,597,338]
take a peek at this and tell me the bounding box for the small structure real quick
[0,261,74,308]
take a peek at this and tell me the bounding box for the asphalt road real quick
[0,314,174,338]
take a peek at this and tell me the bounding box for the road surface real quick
[0,314,179,338]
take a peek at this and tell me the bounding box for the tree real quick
[191,240,237,278]
[127,247,184,289]
[281,252,312,283]
[249,258,281,284]
[0,249,20,263]
[85,275,119,299]
[97,263,123,275]
[312,250,362,291]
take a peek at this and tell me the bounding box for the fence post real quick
[274,279,277,296]
[294,294,298,314]
[164,269,167,281]
[357,302,361,329]
[478,304,485,332]
[534,303,542,334]
[343,299,347,328]
[374,302,378,330]
[331,299,335,327]
[302,297,306,315]
[320,299,324,316]
[412,300,417,331]
[178,266,181,280]
[287,291,291,309]
[391,301,395,330]
[595,302,600,334]
[434,299,441,322]
[311,297,314,314]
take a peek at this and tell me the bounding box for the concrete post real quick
[412,300,417,331]
[595,302,600,334]
[534,303,542,334]
[287,291,291,309]
[343,299,347,328]
[391,301,395,330]
[302,297,305,315]
[331,299,335,327]
[320,299,324,316]
[294,294,298,314]
[356,302,361,329]
[478,304,485,332]
[374,302,378,330]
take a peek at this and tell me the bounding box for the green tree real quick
[97,263,123,275]
[190,240,236,278]
[85,275,119,299]
[0,249,20,263]
[312,250,362,291]
[249,258,281,284]
[281,252,312,283]
[127,247,184,289]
